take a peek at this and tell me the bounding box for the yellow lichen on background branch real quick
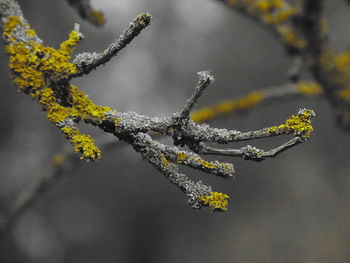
[297,82,323,96]
[225,0,306,49]
[318,47,350,105]
[338,88,350,103]
[191,91,263,123]
[89,10,106,27]
[190,82,322,124]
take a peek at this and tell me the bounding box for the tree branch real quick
[191,81,322,123]
[0,0,314,221]
[202,136,302,161]
[72,13,152,78]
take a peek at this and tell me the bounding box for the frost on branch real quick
[0,0,315,213]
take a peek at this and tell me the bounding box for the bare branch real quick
[179,70,215,120]
[72,13,152,78]
[202,137,302,161]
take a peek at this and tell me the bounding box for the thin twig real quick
[179,70,215,120]
[72,13,152,78]
[202,137,302,161]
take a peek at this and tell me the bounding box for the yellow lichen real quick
[59,29,81,56]
[275,7,300,23]
[26,29,36,37]
[89,10,106,27]
[297,82,323,96]
[277,25,306,48]
[318,47,350,105]
[338,88,350,102]
[199,192,230,211]
[177,152,188,163]
[61,127,101,161]
[51,153,67,165]
[159,152,169,166]
[252,0,298,25]
[3,16,22,37]
[320,48,350,94]
[196,158,216,169]
[226,0,304,49]
[115,117,121,127]
[3,16,116,161]
[69,85,113,122]
[227,0,238,5]
[267,109,315,139]
[334,50,350,87]
[225,164,232,170]
[191,91,263,123]
[5,16,78,92]
[136,13,152,26]
[138,13,152,20]
[335,53,350,70]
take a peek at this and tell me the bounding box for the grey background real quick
[1,0,350,262]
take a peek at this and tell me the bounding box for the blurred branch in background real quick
[0,136,120,236]
[64,0,106,27]
[215,0,350,130]
[191,81,322,123]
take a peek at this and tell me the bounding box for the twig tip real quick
[198,70,215,83]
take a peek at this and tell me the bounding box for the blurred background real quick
[1,0,350,262]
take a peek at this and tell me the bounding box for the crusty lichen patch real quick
[61,127,101,160]
[3,15,115,161]
[199,192,230,211]
[267,108,315,139]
